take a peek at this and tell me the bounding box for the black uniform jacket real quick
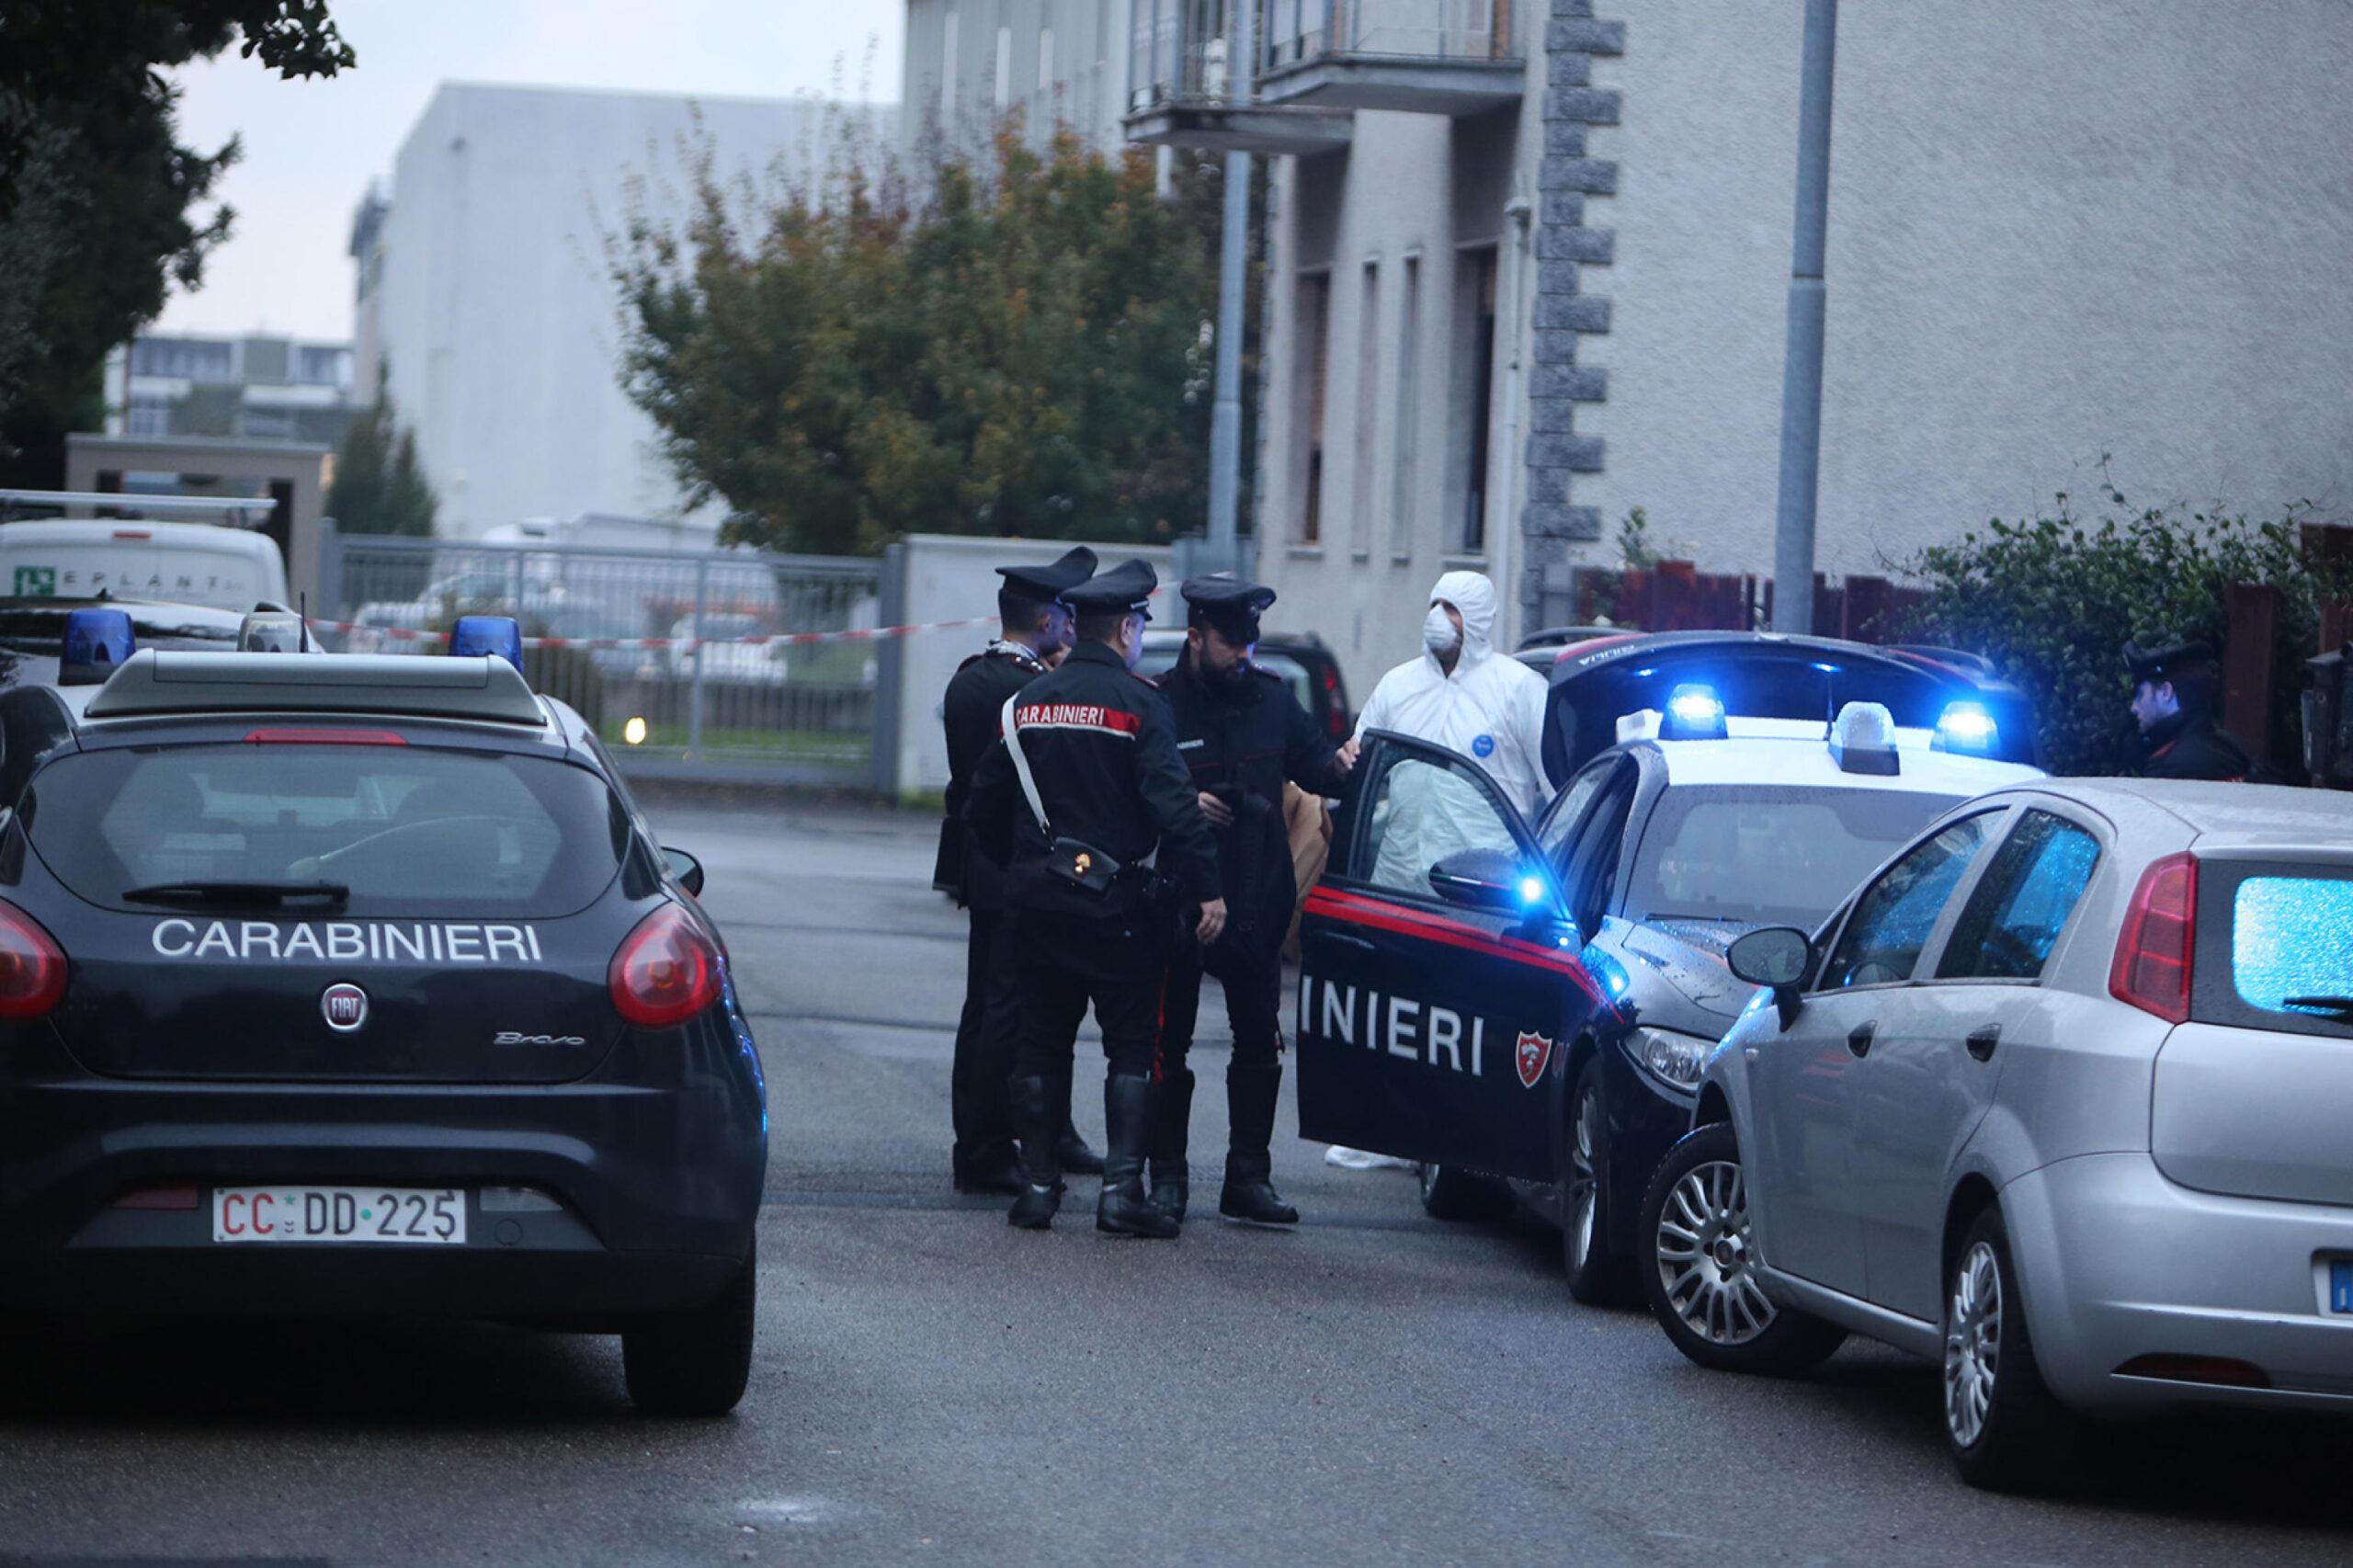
[2132,710,2255,782]
[1156,655,1349,943]
[936,641,1050,908]
[966,641,1221,921]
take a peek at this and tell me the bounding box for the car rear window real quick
[22,744,629,918]
[2198,863,2353,1040]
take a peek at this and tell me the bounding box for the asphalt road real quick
[3,794,2351,1567]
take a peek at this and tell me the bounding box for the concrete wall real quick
[370,84,888,540]
[903,0,1132,153]
[893,533,1175,793]
[1569,0,2353,581]
[1257,62,1547,699]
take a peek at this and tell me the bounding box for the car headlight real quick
[1628,1026,1713,1090]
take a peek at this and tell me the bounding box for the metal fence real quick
[319,530,886,786]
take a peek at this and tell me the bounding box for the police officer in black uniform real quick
[2123,638,2256,781]
[1147,577,1357,1226]
[937,546,1104,1194]
[966,559,1225,1236]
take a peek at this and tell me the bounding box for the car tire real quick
[1418,1162,1512,1221]
[1639,1122,1845,1374]
[1562,1056,1637,1307]
[1945,1207,2075,1492]
[623,1243,756,1416]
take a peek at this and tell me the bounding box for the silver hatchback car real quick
[1639,779,2353,1488]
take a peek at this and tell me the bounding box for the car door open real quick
[1294,730,1606,1180]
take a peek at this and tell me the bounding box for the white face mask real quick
[1423,604,1460,655]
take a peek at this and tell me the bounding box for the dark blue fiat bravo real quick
[0,621,766,1415]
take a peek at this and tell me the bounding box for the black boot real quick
[1032,1065,1104,1176]
[1006,1075,1063,1230]
[1145,1067,1194,1221]
[1220,1063,1300,1225]
[1097,1074,1179,1238]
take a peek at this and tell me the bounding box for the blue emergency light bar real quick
[1932,700,1999,755]
[61,608,135,687]
[1660,683,1730,741]
[450,615,526,671]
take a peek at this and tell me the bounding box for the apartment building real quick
[354,83,889,540]
[902,0,1136,151]
[105,332,359,447]
[1042,0,2353,697]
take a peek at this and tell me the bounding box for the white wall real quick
[372,84,890,540]
[1574,0,2353,578]
[1257,86,1546,702]
[893,533,1176,793]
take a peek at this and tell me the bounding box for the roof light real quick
[450,614,525,671]
[1661,683,1728,741]
[1933,700,1999,755]
[237,609,307,653]
[60,608,134,687]
[1828,700,1901,775]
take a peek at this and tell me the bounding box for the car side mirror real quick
[1427,847,1541,915]
[1727,926,1811,1029]
[662,846,705,898]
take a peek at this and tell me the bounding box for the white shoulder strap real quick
[999,694,1052,835]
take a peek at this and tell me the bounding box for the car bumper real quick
[0,1029,767,1324]
[2005,1152,2353,1416]
[1601,1042,1696,1255]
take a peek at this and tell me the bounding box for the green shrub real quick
[1899,477,2347,776]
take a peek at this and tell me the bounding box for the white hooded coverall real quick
[1352,572,1554,897]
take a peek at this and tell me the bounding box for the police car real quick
[0,610,767,1415]
[1293,688,2040,1307]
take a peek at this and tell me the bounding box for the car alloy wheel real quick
[1945,1238,2001,1449]
[1654,1158,1775,1346]
[1565,1080,1602,1274]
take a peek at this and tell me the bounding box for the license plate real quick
[2334,1260,2353,1314]
[212,1187,465,1244]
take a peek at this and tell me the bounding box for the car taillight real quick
[608,903,722,1028]
[2109,852,2196,1024]
[0,898,66,1020]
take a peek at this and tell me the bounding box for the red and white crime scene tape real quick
[303,613,997,652]
[304,587,1166,651]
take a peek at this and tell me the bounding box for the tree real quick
[326,386,436,538]
[1899,473,2350,775]
[0,2,354,483]
[613,118,1220,555]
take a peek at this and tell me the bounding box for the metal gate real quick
[319,531,884,785]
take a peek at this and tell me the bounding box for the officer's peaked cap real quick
[1063,558,1157,619]
[1182,574,1276,639]
[2123,637,2216,682]
[995,545,1097,600]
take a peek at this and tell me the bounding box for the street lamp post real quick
[1769,0,1837,634]
[1201,0,1260,579]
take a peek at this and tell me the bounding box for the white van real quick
[0,520,290,613]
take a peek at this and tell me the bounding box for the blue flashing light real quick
[1933,699,1999,754]
[1661,682,1729,740]
[1580,943,1632,1005]
[60,608,135,687]
[450,615,526,672]
[1518,875,1546,905]
[1812,661,1841,674]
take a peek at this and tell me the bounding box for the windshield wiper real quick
[123,880,350,909]
[2282,995,2353,1019]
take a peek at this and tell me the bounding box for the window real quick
[1293,270,1333,545]
[1352,260,1381,558]
[1632,787,1969,935]
[995,25,1013,107]
[1539,755,1620,865]
[1038,28,1055,101]
[1359,754,1519,902]
[1820,813,1999,990]
[26,745,629,919]
[1447,245,1500,553]
[1391,255,1420,561]
[1938,811,2100,981]
[941,8,960,118]
[2204,868,2353,1039]
[126,396,173,437]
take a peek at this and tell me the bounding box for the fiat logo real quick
[321,983,369,1033]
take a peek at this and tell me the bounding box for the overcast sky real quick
[156,0,904,340]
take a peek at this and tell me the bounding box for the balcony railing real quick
[1264,0,1518,70]
[1125,0,1354,153]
